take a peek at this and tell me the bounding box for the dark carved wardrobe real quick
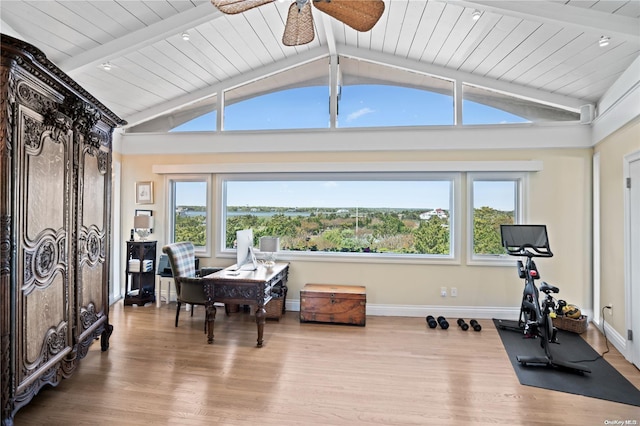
[1,34,125,425]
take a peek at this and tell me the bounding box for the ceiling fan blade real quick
[211,0,275,14]
[282,1,315,46]
[313,0,385,32]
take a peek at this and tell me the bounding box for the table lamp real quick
[259,236,280,268]
[134,215,154,241]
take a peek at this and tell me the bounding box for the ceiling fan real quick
[211,0,385,46]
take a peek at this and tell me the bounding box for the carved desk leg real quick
[279,270,289,314]
[255,306,266,347]
[281,277,289,314]
[206,304,217,344]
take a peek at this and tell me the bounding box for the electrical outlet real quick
[451,287,457,297]
[440,287,447,297]
[607,304,613,315]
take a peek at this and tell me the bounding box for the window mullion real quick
[329,55,339,129]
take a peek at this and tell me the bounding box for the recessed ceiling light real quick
[100,62,112,71]
[472,10,481,21]
[598,36,610,47]
[182,32,190,41]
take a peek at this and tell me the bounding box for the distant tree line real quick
[225,207,512,255]
[174,206,207,247]
[174,206,513,255]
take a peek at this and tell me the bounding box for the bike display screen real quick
[500,224,550,252]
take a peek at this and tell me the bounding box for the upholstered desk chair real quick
[162,242,209,331]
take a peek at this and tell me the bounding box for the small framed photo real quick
[135,209,153,233]
[135,181,154,204]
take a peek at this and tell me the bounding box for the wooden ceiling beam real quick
[338,44,589,111]
[443,0,640,42]
[58,3,222,76]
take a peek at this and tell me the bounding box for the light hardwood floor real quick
[14,302,640,425]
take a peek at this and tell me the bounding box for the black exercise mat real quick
[494,319,640,407]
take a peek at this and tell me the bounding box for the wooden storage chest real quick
[300,284,366,326]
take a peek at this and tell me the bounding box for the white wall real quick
[591,54,640,356]
[117,124,593,320]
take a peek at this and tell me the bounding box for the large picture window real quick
[167,175,211,255]
[468,172,525,262]
[220,173,456,259]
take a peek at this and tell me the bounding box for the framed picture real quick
[135,181,154,204]
[135,209,153,233]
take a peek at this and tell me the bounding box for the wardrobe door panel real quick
[24,128,67,239]
[76,143,110,352]
[17,104,73,396]
[23,273,66,364]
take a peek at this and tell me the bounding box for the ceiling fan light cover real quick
[313,0,385,32]
[212,0,275,14]
[282,1,315,46]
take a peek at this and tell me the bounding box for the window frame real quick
[466,171,527,265]
[216,172,461,265]
[165,174,213,257]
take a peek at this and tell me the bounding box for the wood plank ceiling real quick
[1,0,639,129]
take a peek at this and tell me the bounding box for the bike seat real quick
[540,281,559,294]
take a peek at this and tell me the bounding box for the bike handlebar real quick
[504,243,553,258]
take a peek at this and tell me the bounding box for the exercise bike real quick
[498,224,590,374]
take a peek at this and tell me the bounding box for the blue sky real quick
[227,180,452,209]
[171,84,528,131]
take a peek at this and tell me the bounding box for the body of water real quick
[180,210,312,217]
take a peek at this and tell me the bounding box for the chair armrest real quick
[175,277,208,304]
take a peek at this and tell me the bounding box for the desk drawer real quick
[300,284,366,326]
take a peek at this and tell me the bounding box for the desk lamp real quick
[259,236,280,268]
[133,215,154,241]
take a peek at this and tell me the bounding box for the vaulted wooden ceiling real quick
[1,0,639,129]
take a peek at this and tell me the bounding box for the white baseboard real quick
[286,300,521,320]
[594,318,628,359]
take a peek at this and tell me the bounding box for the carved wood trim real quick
[0,55,16,426]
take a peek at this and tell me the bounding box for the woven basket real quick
[552,315,588,334]
[265,297,284,320]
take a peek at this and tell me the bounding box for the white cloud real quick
[346,107,375,122]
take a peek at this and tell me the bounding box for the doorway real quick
[625,150,640,367]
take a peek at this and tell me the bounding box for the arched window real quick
[131,57,579,132]
[462,83,579,124]
[224,86,329,130]
[338,84,454,127]
[170,111,217,132]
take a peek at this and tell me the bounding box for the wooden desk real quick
[202,263,289,347]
